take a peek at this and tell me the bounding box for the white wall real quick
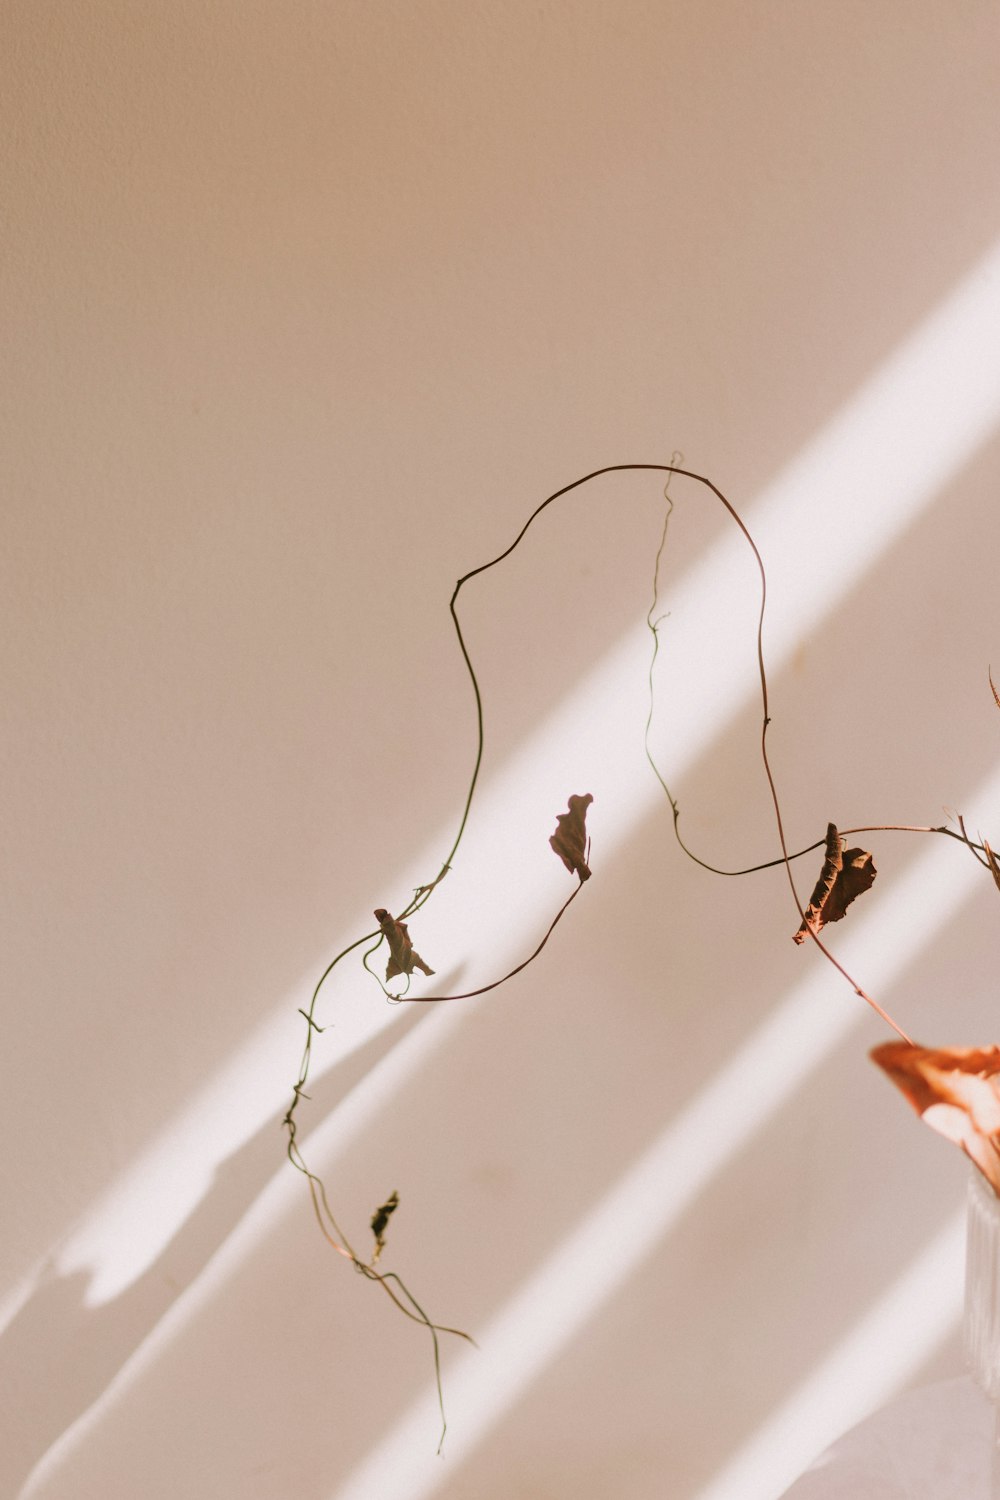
[4,4,1000,1496]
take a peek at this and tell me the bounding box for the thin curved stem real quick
[660,821,996,879]
[400,879,587,1003]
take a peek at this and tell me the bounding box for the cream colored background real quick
[4,4,1000,1497]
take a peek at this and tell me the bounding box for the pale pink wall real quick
[3,4,1000,1497]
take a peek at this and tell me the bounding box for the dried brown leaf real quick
[984,839,1000,897]
[549,793,594,881]
[370,1189,399,1263]
[793,823,876,944]
[870,1041,1000,1193]
[990,667,1000,711]
[374,909,435,981]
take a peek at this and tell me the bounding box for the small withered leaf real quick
[793,823,876,944]
[370,1190,399,1263]
[870,1041,1000,1194]
[549,793,594,881]
[990,667,1000,711]
[374,909,435,981]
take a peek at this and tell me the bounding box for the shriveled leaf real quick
[374,908,435,981]
[793,823,876,944]
[370,1189,399,1263]
[990,667,1000,711]
[871,1041,1000,1194]
[549,792,594,881]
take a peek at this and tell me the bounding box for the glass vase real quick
[965,1163,1000,1498]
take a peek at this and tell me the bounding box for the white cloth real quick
[779,1376,993,1498]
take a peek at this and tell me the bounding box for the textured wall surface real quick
[4,4,1000,1496]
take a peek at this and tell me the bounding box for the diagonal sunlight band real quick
[17,235,1000,1497]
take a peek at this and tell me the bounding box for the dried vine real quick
[285,460,995,1444]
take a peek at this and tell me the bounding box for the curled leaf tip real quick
[793,823,876,944]
[549,793,594,881]
[374,909,435,980]
[871,1041,1000,1194]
